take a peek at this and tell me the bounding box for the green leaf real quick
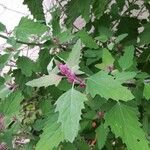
[92,0,108,19]
[143,83,150,100]
[0,91,23,117]
[0,54,10,69]
[26,73,62,87]
[116,0,125,11]
[65,0,91,25]
[16,56,36,77]
[0,85,11,99]
[139,23,150,45]
[57,30,74,44]
[114,71,137,83]
[76,30,98,49]
[55,88,87,142]
[36,113,64,150]
[115,33,128,43]
[66,40,82,73]
[118,46,134,70]
[95,48,114,70]
[105,102,149,150]
[0,22,6,32]
[96,124,108,150]
[14,17,48,42]
[23,0,45,21]
[87,71,134,101]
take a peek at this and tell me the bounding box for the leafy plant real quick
[0,0,150,149]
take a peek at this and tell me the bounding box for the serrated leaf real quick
[65,0,91,25]
[87,71,134,101]
[26,73,62,87]
[95,48,114,70]
[66,40,82,73]
[55,88,87,142]
[0,91,23,117]
[17,56,36,77]
[105,102,149,150]
[92,0,108,19]
[14,17,48,42]
[76,30,99,49]
[143,83,150,100]
[23,0,45,21]
[118,46,134,70]
[36,113,64,150]
[139,23,150,45]
[115,71,137,83]
[96,124,108,150]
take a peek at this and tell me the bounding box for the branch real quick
[0,34,43,46]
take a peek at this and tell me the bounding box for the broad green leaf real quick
[23,0,45,21]
[0,91,23,117]
[143,83,150,100]
[17,56,36,77]
[0,22,6,32]
[55,88,87,142]
[118,46,134,70]
[14,17,48,42]
[96,124,108,150]
[65,0,91,25]
[26,73,62,87]
[76,30,99,49]
[105,102,149,150]
[95,48,114,70]
[139,23,150,45]
[92,0,109,19]
[115,71,137,83]
[66,40,82,73]
[87,71,134,101]
[117,17,140,44]
[0,54,10,69]
[36,113,64,150]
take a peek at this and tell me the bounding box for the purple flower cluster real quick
[58,63,85,87]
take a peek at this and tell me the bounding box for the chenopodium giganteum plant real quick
[0,0,150,149]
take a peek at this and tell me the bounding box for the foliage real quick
[0,0,150,149]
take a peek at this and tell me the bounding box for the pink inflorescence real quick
[58,63,86,88]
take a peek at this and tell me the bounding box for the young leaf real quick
[87,71,134,101]
[105,102,149,150]
[76,30,99,49]
[143,83,150,100]
[26,73,62,87]
[95,48,114,70]
[36,114,64,150]
[118,46,134,70]
[96,124,108,150]
[66,40,82,73]
[55,88,87,142]
[0,54,11,69]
